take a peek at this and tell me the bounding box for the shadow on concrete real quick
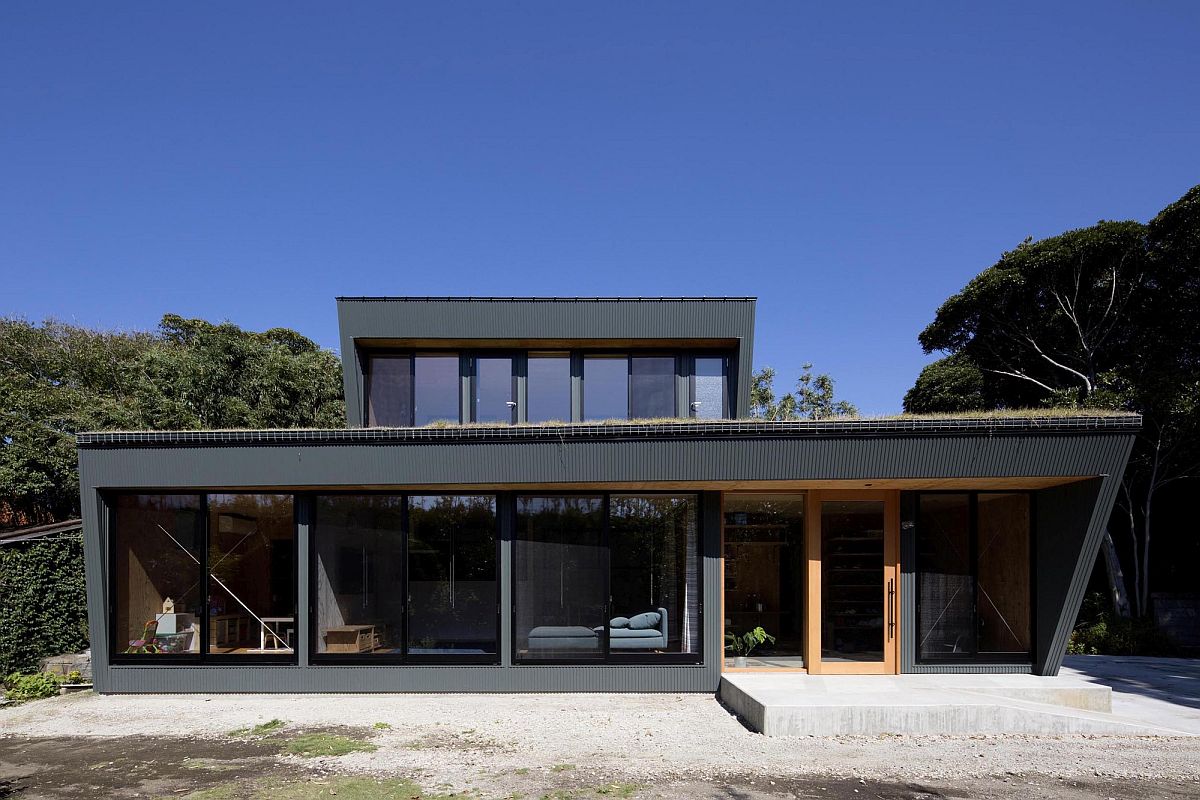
[1062,655,1200,711]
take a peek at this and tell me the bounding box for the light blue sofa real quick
[527,607,668,651]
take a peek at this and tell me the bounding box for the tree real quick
[905,184,1200,618]
[902,353,986,414]
[0,315,345,524]
[750,364,857,420]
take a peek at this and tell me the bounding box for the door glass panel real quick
[527,353,571,423]
[474,356,514,423]
[917,494,974,659]
[313,495,405,656]
[692,357,726,419]
[583,355,628,421]
[366,355,412,427]
[821,500,885,662]
[609,495,699,657]
[630,356,675,418]
[723,494,806,667]
[414,355,460,426]
[113,495,204,656]
[407,495,498,656]
[514,496,606,661]
[977,494,1031,656]
[207,494,295,656]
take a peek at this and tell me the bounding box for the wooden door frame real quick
[804,489,900,675]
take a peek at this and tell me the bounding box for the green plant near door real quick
[724,626,776,658]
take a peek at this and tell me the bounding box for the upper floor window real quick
[583,355,628,421]
[364,348,727,426]
[527,352,571,423]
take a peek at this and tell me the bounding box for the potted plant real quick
[724,626,776,667]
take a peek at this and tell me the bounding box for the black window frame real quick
[308,491,502,666]
[108,491,300,667]
[913,490,1036,665]
[510,491,705,666]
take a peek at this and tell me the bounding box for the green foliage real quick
[2,670,62,703]
[283,732,378,757]
[1068,592,1178,656]
[750,364,857,420]
[0,315,345,524]
[902,353,987,414]
[0,537,89,674]
[724,625,775,657]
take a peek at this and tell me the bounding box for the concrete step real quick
[719,673,1194,736]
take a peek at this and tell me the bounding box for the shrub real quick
[1068,591,1179,656]
[3,671,61,703]
[0,537,89,675]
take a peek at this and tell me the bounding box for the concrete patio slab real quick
[719,669,1199,736]
[1062,655,1200,735]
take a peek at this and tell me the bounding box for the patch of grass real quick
[550,763,576,773]
[595,783,641,797]
[180,785,241,800]
[183,776,462,800]
[373,721,392,730]
[228,719,286,738]
[283,732,379,758]
[513,767,530,776]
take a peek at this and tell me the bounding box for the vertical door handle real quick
[887,578,896,638]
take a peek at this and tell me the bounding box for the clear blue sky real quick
[3,4,1197,413]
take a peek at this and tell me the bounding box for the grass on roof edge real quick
[80,407,1138,435]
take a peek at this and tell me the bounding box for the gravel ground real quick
[3,691,1200,798]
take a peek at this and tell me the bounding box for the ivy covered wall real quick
[0,537,89,674]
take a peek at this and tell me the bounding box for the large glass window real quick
[977,494,1032,657]
[691,357,727,419]
[610,495,700,656]
[113,495,204,657]
[365,355,412,427]
[207,494,296,656]
[630,356,676,419]
[820,500,886,663]
[473,356,515,423]
[916,495,974,659]
[583,356,628,421]
[112,493,296,661]
[514,496,607,661]
[915,492,1032,662]
[313,495,406,657]
[414,354,460,426]
[722,494,806,666]
[407,495,498,657]
[513,494,702,663]
[526,352,571,423]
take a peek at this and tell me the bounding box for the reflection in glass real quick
[514,496,606,660]
[207,494,295,655]
[313,495,405,656]
[820,500,885,662]
[917,495,974,659]
[474,357,514,423]
[722,494,806,662]
[977,494,1031,656]
[114,495,204,656]
[526,353,571,423]
[609,495,699,655]
[692,357,727,419]
[366,356,412,427]
[414,355,460,426]
[630,356,675,419]
[407,496,498,655]
[583,355,628,421]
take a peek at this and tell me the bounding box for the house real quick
[77,297,1135,693]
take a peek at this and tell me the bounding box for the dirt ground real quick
[2,692,1200,799]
